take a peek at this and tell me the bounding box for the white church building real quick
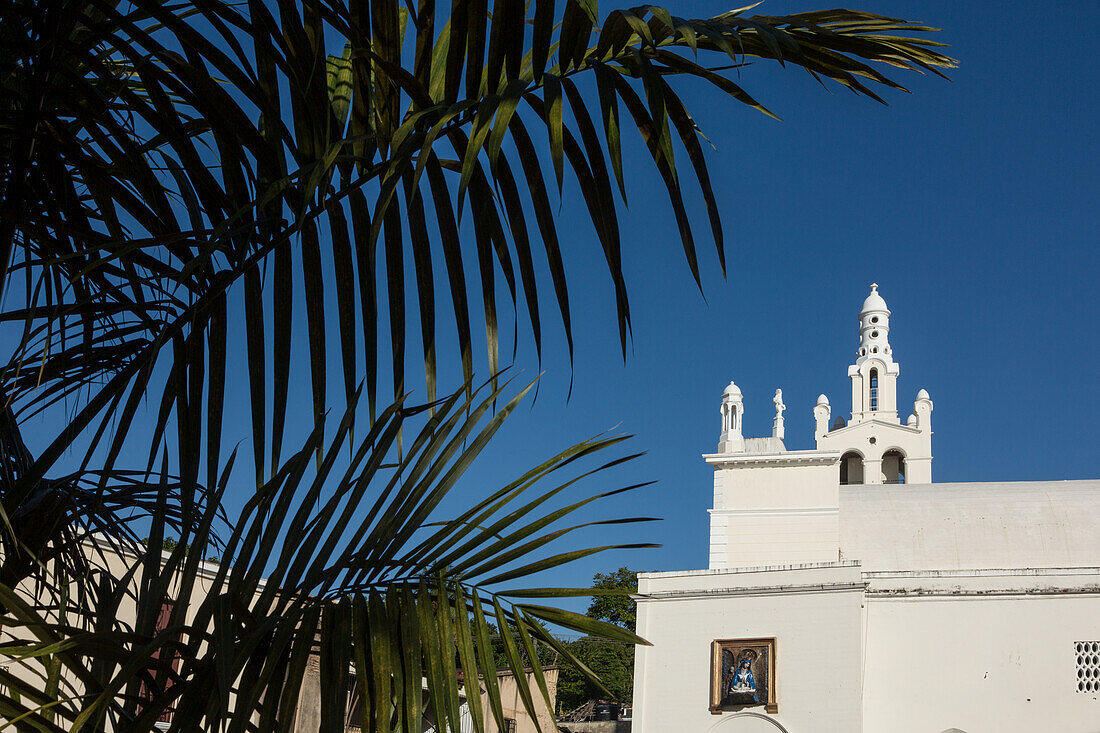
[631,285,1100,733]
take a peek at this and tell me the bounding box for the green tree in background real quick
[557,567,639,712]
[557,637,635,712]
[1,0,952,729]
[587,567,638,632]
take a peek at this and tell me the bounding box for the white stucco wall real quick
[709,457,839,510]
[633,564,1100,733]
[862,580,1100,732]
[840,481,1100,571]
[633,564,864,733]
[710,510,839,569]
[706,455,840,569]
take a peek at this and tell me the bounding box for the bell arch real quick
[881,448,906,484]
[839,450,864,485]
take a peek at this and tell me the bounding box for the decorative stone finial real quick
[813,393,832,442]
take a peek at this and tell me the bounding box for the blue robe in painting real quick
[729,663,758,703]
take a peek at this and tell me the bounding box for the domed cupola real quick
[718,381,745,453]
[857,283,892,364]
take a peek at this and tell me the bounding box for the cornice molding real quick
[708,506,839,517]
[634,581,865,602]
[703,450,840,467]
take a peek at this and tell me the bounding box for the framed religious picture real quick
[710,638,777,714]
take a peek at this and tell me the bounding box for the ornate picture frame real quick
[710,637,777,714]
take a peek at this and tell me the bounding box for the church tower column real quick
[905,389,935,483]
[849,283,901,424]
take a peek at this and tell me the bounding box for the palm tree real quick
[0,0,953,729]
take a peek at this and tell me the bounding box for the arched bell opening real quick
[881,449,906,484]
[840,451,864,485]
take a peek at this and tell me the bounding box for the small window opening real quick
[869,369,879,411]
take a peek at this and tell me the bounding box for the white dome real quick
[817,393,830,406]
[724,381,742,397]
[907,413,918,426]
[860,283,889,314]
[917,388,930,400]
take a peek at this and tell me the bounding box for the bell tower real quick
[817,284,934,484]
[849,283,901,424]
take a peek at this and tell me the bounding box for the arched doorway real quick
[709,711,789,732]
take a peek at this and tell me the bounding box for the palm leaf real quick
[1,0,954,729]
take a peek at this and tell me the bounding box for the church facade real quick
[631,286,1100,732]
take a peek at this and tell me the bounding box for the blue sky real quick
[460,0,1100,584]
[10,0,1100,609]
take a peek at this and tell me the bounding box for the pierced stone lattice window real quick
[1076,641,1100,693]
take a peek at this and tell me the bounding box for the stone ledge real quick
[557,722,631,733]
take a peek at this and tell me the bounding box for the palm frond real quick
[2,382,652,731]
[1,1,954,729]
[3,0,953,486]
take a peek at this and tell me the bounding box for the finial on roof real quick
[860,283,889,316]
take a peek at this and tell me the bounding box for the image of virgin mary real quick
[728,656,758,703]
